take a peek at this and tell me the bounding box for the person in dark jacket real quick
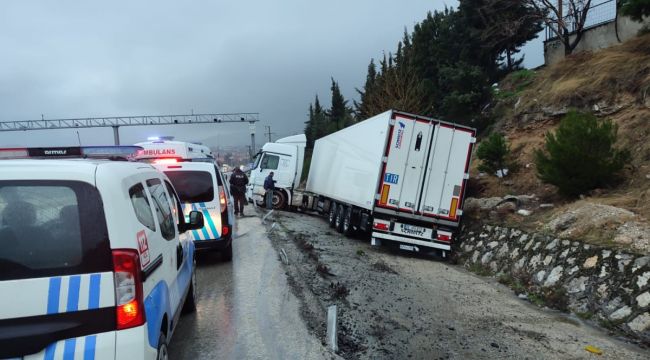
[263,172,276,210]
[229,167,249,216]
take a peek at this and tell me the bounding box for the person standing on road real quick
[263,172,276,210]
[229,166,249,216]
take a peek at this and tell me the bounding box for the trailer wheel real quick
[328,201,337,227]
[335,204,345,233]
[342,206,353,236]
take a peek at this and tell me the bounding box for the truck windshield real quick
[252,152,262,169]
[164,170,215,203]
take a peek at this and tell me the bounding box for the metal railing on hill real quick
[545,0,618,41]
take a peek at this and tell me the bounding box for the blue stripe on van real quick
[62,276,82,358]
[63,338,76,360]
[84,335,97,360]
[200,202,220,239]
[44,278,62,360]
[67,275,81,312]
[88,274,101,310]
[193,203,211,240]
[44,343,57,360]
[47,277,62,314]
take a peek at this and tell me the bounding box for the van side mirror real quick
[180,211,204,233]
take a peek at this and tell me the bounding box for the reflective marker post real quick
[327,305,338,352]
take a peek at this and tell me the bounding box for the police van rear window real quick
[0,181,112,281]
[164,171,214,203]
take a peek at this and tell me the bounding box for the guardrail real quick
[545,0,617,41]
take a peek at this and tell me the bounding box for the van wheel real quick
[222,242,233,262]
[157,333,169,360]
[335,204,345,233]
[328,202,337,227]
[273,190,287,209]
[342,207,354,237]
[182,262,197,314]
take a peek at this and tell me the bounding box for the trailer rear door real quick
[376,112,474,225]
[419,125,474,222]
[378,114,434,212]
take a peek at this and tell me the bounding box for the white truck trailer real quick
[248,110,475,256]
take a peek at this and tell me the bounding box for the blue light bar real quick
[0,146,143,160]
[81,146,143,158]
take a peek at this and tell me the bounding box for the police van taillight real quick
[219,186,227,213]
[112,249,146,330]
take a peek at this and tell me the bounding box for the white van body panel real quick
[0,159,194,359]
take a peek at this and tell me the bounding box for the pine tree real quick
[535,111,630,197]
[354,59,378,119]
[328,78,349,130]
[305,95,325,148]
[477,133,510,175]
[621,0,650,22]
[466,0,543,72]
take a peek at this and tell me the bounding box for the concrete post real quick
[112,126,120,145]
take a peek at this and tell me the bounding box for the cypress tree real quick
[328,78,348,130]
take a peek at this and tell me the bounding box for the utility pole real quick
[249,122,257,158]
[265,125,274,143]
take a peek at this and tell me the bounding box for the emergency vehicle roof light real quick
[153,158,179,164]
[0,148,29,159]
[0,146,143,160]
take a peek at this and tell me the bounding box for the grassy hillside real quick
[470,34,650,252]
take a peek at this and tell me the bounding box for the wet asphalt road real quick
[168,214,331,360]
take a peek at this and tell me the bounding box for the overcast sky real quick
[0,0,544,149]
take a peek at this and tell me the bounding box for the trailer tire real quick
[328,201,337,227]
[342,206,353,237]
[335,204,345,233]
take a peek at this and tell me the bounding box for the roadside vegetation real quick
[303,0,545,150]
[535,111,630,197]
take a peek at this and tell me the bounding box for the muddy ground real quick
[260,209,650,359]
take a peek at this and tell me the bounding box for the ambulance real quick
[134,140,235,260]
[0,146,204,359]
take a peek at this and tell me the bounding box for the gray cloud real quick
[0,0,544,149]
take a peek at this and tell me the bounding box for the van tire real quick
[328,202,337,227]
[342,206,353,236]
[157,333,169,360]
[182,263,197,314]
[335,204,345,233]
[222,242,233,262]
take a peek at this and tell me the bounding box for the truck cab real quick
[247,134,306,209]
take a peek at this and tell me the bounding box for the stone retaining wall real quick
[458,224,650,344]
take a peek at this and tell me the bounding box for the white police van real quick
[0,146,204,360]
[134,140,235,260]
